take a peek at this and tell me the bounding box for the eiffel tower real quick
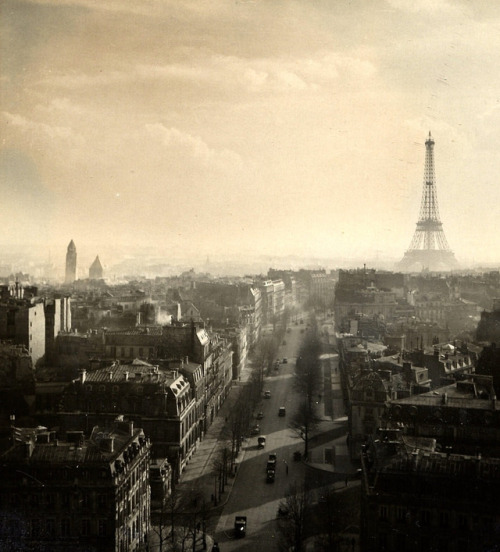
[398,132,458,272]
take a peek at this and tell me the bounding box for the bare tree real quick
[290,397,322,460]
[253,335,279,377]
[151,485,184,551]
[211,444,231,503]
[276,481,311,552]
[312,485,361,552]
[292,317,323,459]
[294,317,323,402]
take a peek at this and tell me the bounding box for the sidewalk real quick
[306,354,358,479]
[175,362,254,510]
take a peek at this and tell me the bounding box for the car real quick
[277,505,289,517]
[250,425,260,436]
[279,406,286,417]
[282,358,288,364]
[264,390,271,399]
[256,411,264,419]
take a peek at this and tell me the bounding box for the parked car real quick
[282,358,288,364]
[279,406,286,417]
[234,516,247,538]
[250,424,260,435]
[258,435,267,448]
[264,390,271,399]
[256,411,264,419]
[277,505,289,517]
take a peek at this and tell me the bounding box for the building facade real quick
[0,420,151,552]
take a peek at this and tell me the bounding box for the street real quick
[212,324,306,551]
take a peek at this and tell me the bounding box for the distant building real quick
[0,420,151,552]
[89,256,103,280]
[0,286,46,366]
[65,240,77,284]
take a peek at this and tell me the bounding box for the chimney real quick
[109,371,113,380]
[185,356,189,365]
[81,370,87,384]
[411,450,419,471]
[101,437,114,453]
[124,371,129,381]
[24,440,34,458]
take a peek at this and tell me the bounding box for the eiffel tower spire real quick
[398,133,458,272]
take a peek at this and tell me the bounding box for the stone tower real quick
[65,240,77,284]
[89,256,103,280]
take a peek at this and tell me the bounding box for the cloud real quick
[385,0,468,15]
[3,111,74,140]
[145,123,242,171]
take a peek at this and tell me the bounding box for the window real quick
[46,519,55,537]
[61,518,70,537]
[98,519,107,537]
[81,519,91,536]
[396,506,407,523]
[81,492,90,508]
[420,509,431,526]
[439,511,449,527]
[31,519,40,538]
[458,513,467,530]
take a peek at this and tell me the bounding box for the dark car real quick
[279,406,286,417]
[282,358,288,364]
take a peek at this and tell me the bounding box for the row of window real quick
[0,517,109,539]
[379,504,494,530]
[2,491,111,511]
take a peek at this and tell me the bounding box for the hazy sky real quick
[2,0,500,269]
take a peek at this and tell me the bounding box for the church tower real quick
[89,255,103,280]
[65,240,77,284]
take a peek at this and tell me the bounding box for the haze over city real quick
[2,0,500,272]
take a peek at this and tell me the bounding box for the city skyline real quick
[2,1,500,268]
